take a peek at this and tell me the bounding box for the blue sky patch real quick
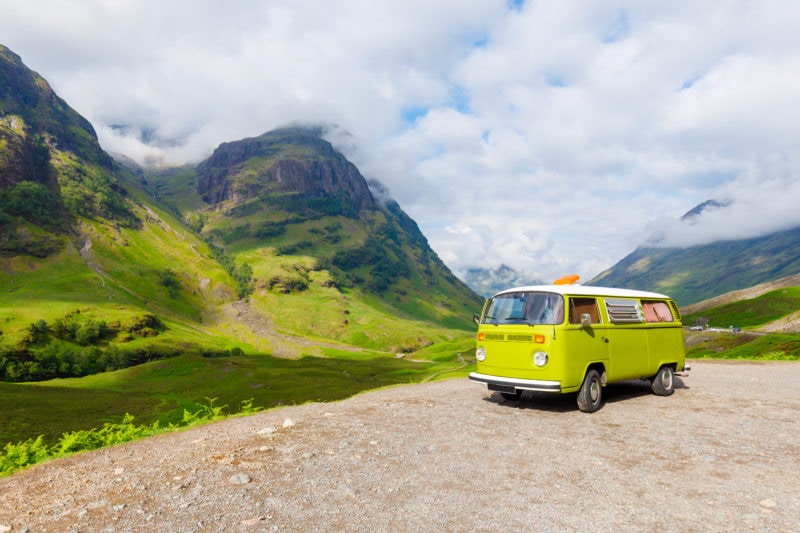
[401,106,429,124]
[545,74,567,87]
[449,85,471,113]
[602,12,631,43]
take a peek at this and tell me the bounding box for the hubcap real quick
[590,380,599,402]
[662,369,673,389]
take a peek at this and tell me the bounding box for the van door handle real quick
[601,337,609,343]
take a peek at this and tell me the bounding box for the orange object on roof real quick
[552,274,580,285]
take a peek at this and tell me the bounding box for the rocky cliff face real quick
[196,127,376,215]
[1,44,137,257]
[0,45,112,171]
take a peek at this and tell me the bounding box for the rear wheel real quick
[651,365,675,396]
[577,369,602,413]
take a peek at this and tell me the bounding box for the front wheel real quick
[651,365,675,396]
[577,369,602,413]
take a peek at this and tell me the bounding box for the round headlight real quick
[476,347,487,362]
[533,351,548,367]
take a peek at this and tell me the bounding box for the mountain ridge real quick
[589,204,800,306]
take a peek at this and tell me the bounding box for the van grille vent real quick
[484,333,505,341]
[669,301,681,321]
[605,298,644,323]
[506,334,534,342]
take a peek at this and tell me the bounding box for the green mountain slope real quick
[140,126,483,348]
[590,225,800,306]
[1,44,137,258]
[1,44,482,391]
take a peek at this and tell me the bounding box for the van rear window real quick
[642,300,674,322]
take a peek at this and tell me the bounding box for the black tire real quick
[651,365,675,396]
[501,390,523,401]
[577,369,602,413]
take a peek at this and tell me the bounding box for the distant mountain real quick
[460,264,544,298]
[679,199,731,221]
[589,201,800,306]
[1,42,481,386]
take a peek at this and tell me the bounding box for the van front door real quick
[564,297,609,389]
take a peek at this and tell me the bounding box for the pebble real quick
[0,525,10,533]
[282,418,295,428]
[759,498,776,508]
[257,426,277,435]
[229,474,252,485]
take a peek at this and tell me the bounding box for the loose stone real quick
[229,474,252,485]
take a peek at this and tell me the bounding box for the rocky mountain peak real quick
[196,127,376,215]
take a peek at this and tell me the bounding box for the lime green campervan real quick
[469,281,688,412]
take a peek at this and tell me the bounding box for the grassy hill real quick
[680,276,800,362]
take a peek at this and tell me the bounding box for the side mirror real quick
[473,314,480,325]
[580,313,592,328]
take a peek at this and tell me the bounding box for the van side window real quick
[605,298,644,323]
[569,298,600,324]
[642,300,674,322]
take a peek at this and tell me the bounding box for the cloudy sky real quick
[3,0,800,285]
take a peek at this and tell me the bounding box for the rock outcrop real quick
[197,127,376,215]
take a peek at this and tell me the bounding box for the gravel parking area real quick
[1,360,799,532]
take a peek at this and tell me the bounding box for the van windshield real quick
[482,292,564,325]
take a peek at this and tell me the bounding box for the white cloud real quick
[3,0,800,284]
[646,151,800,247]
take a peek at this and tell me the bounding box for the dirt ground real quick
[1,360,799,532]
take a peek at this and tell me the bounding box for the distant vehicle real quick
[690,326,704,331]
[469,280,688,413]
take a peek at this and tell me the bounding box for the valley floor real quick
[1,360,799,531]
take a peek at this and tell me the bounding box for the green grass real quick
[681,286,800,361]
[682,287,800,329]
[0,341,474,448]
[1,398,247,477]
[686,332,800,361]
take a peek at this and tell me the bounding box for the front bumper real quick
[469,372,561,393]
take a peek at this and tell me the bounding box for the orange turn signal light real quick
[534,334,546,344]
[477,332,485,341]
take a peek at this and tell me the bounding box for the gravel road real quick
[1,360,799,532]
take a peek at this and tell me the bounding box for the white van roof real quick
[493,284,671,299]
